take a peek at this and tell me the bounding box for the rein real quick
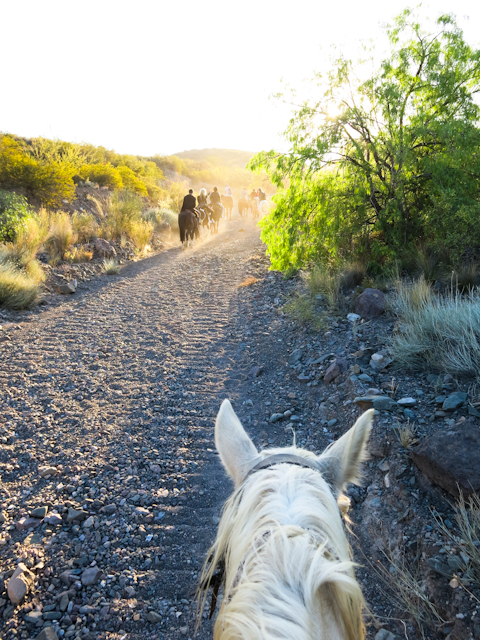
[201,454,323,618]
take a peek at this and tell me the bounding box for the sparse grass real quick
[129,219,153,251]
[238,276,259,288]
[434,492,480,582]
[46,211,76,264]
[376,550,444,638]
[391,278,480,377]
[340,261,367,289]
[451,263,480,292]
[86,194,105,218]
[65,246,93,263]
[72,212,97,243]
[0,262,40,309]
[103,259,120,275]
[306,263,341,308]
[283,294,326,331]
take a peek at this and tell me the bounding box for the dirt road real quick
[2,217,282,639]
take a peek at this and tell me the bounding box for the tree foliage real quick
[250,10,480,272]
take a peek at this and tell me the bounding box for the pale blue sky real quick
[1,0,478,156]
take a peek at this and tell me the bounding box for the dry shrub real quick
[238,276,259,288]
[391,278,480,377]
[129,220,153,251]
[72,212,97,243]
[46,212,76,263]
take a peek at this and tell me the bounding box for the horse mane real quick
[198,452,366,640]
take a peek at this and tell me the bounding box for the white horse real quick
[199,400,373,640]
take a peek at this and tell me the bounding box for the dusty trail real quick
[1,217,266,640]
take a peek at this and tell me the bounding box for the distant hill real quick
[173,149,256,169]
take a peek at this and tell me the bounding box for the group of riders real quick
[180,184,268,225]
[178,184,268,246]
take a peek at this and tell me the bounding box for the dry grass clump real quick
[391,278,480,378]
[103,259,120,275]
[72,212,97,243]
[306,263,341,308]
[394,421,418,448]
[434,492,480,581]
[65,246,93,263]
[129,219,153,251]
[0,209,47,308]
[46,212,76,264]
[0,262,40,309]
[238,276,259,288]
[101,191,143,240]
[86,194,105,218]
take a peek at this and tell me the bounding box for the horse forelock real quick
[199,456,366,640]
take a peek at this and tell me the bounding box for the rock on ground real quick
[411,418,480,497]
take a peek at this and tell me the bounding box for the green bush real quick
[0,189,33,242]
[0,136,75,208]
[79,163,123,190]
[117,165,148,196]
[251,11,480,274]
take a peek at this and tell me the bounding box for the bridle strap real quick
[244,454,320,482]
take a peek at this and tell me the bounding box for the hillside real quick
[173,148,255,169]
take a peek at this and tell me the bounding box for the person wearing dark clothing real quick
[258,188,266,202]
[209,187,221,205]
[181,189,196,212]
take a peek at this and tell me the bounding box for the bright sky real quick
[1,0,479,157]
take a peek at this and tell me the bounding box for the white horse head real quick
[199,399,373,640]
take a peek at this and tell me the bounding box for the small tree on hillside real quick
[251,9,480,271]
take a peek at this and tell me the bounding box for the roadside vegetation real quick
[251,9,480,277]
[0,186,177,309]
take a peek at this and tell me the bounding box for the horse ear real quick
[317,410,373,491]
[215,399,259,488]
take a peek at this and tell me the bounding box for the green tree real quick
[251,10,480,271]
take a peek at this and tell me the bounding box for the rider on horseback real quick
[181,189,198,217]
[209,187,221,205]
